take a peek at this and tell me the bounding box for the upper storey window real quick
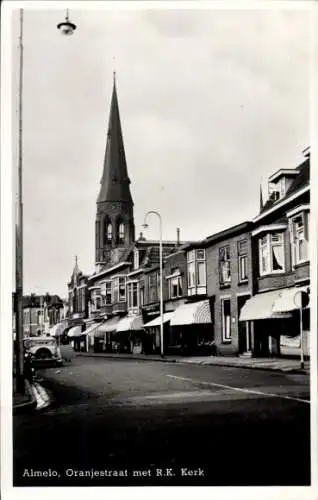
[187,249,206,296]
[219,246,231,285]
[287,205,310,267]
[259,232,285,276]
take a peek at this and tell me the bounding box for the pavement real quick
[13,378,51,414]
[76,351,310,374]
[13,356,311,487]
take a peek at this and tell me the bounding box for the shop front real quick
[92,316,122,352]
[143,312,174,354]
[115,315,144,353]
[239,286,309,358]
[169,299,214,356]
[67,325,87,352]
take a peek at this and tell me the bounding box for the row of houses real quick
[12,293,66,337]
[62,146,310,359]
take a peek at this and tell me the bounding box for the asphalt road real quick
[13,356,311,487]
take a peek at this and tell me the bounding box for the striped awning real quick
[67,326,83,338]
[84,323,100,337]
[116,315,143,332]
[143,312,174,328]
[272,286,310,313]
[239,290,293,321]
[49,322,68,337]
[170,300,212,326]
[93,317,121,339]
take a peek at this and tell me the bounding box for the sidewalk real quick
[13,379,37,415]
[13,378,52,414]
[77,351,310,375]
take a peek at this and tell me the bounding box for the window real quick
[219,246,231,285]
[238,240,248,282]
[134,249,139,270]
[91,289,101,311]
[148,273,159,302]
[168,269,183,299]
[258,232,285,276]
[140,283,144,307]
[187,249,206,295]
[112,276,126,303]
[221,299,231,342]
[119,223,124,243]
[107,223,112,241]
[105,281,112,305]
[290,212,309,265]
[127,282,139,310]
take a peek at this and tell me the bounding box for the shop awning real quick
[143,312,174,328]
[49,322,68,337]
[94,317,121,339]
[84,323,100,337]
[67,326,83,338]
[272,286,310,313]
[116,315,143,332]
[239,290,293,321]
[170,300,212,326]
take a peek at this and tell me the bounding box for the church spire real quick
[95,75,135,267]
[97,75,133,205]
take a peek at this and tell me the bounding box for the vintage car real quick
[23,336,63,366]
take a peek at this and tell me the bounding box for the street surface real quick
[13,357,310,487]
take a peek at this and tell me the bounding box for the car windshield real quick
[24,338,56,348]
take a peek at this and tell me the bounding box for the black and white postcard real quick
[1,1,317,500]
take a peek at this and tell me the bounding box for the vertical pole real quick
[159,216,164,358]
[300,306,304,369]
[246,321,250,352]
[15,8,24,394]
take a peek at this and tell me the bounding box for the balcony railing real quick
[100,304,113,316]
[112,301,127,315]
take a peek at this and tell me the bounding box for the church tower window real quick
[107,223,112,241]
[119,223,125,243]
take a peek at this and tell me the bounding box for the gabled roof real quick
[97,74,133,205]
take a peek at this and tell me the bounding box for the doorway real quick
[237,294,251,354]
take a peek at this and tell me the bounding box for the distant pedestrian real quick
[60,343,75,363]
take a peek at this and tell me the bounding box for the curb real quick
[76,353,309,375]
[13,379,37,415]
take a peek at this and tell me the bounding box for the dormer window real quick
[268,168,298,202]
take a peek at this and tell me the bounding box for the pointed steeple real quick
[97,74,133,205]
[71,255,81,285]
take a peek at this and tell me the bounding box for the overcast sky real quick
[10,4,310,298]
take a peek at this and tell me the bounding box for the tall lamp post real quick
[14,8,77,394]
[142,211,164,358]
[15,8,24,394]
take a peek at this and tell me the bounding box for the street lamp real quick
[57,9,77,36]
[142,211,164,358]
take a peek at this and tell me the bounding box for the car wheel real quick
[35,348,52,359]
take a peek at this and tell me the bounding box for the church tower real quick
[95,74,135,268]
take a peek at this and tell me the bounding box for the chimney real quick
[176,228,180,246]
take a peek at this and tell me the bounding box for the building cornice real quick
[253,186,309,222]
[286,204,310,218]
[252,224,288,237]
[89,261,131,281]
